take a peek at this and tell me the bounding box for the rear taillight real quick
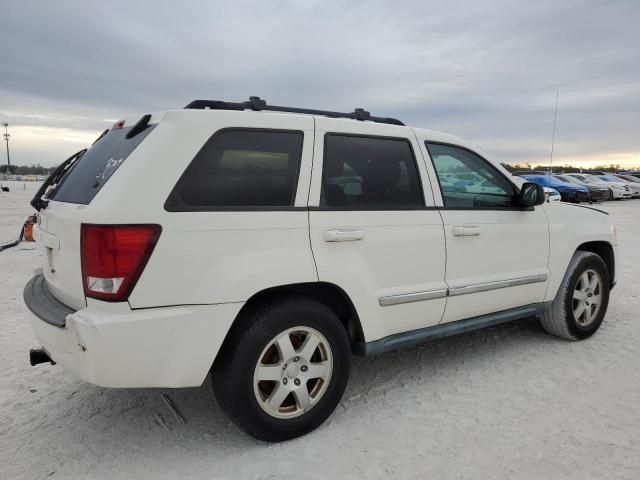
[81,224,161,302]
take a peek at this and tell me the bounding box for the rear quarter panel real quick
[85,110,318,308]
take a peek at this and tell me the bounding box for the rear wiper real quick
[31,149,87,211]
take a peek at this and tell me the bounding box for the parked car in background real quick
[519,174,589,203]
[619,171,640,179]
[544,187,561,202]
[614,173,640,188]
[597,174,640,198]
[564,173,632,200]
[554,174,610,202]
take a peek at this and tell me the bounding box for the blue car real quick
[520,175,589,203]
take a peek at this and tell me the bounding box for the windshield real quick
[523,175,550,187]
[546,176,575,188]
[585,175,606,182]
[600,175,624,183]
[562,176,585,185]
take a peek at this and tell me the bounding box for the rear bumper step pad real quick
[23,274,75,328]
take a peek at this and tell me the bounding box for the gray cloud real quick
[1,0,639,166]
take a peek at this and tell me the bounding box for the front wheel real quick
[212,297,351,442]
[540,251,610,340]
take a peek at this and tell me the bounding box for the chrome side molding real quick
[379,289,448,307]
[379,274,548,307]
[448,274,548,297]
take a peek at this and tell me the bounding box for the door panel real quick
[416,139,550,323]
[308,118,446,342]
[438,209,550,323]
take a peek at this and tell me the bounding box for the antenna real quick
[549,91,559,178]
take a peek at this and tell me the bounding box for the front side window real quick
[321,134,423,208]
[166,129,303,210]
[426,143,515,208]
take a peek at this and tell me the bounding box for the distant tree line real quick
[1,164,56,175]
[501,163,639,174]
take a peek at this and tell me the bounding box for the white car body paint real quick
[24,108,618,388]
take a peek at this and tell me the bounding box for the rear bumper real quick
[24,274,74,328]
[24,274,242,388]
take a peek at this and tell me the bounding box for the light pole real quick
[2,123,10,174]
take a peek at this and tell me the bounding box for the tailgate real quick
[34,202,86,310]
[30,111,165,310]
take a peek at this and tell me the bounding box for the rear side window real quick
[321,134,423,209]
[166,129,303,210]
[51,125,155,205]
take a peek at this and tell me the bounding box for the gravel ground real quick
[1,181,639,480]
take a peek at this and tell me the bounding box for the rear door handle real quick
[323,229,364,242]
[452,225,481,237]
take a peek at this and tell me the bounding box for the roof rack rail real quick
[184,96,405,126]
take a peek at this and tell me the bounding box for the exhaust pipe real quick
[29,348,56,366]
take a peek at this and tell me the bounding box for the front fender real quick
[543,203,617,301]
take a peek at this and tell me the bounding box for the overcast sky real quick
[1,0,639,168]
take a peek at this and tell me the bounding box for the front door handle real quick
[323,229,365,242]
[452,225,481,237]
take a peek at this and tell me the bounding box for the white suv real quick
[24,97,618,442]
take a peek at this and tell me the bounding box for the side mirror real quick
[519,182,545,207]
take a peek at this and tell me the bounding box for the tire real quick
[212,296,351,442]
[540,251,610,340]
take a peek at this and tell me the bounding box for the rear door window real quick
[165,129,303,210]
[321,134,423,208]
[51,125,155,205]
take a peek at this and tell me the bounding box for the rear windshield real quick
[51,125,155,205]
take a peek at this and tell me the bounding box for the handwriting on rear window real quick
[96,157,124,180]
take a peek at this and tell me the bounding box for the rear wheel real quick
[540,251,610,340]
[212,297,351,442]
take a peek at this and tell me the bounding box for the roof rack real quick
[184,96,404,126]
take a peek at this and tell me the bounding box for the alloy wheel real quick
[253,326,333,419]
[572,269,603,327]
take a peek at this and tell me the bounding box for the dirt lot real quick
[1,182,639,479]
